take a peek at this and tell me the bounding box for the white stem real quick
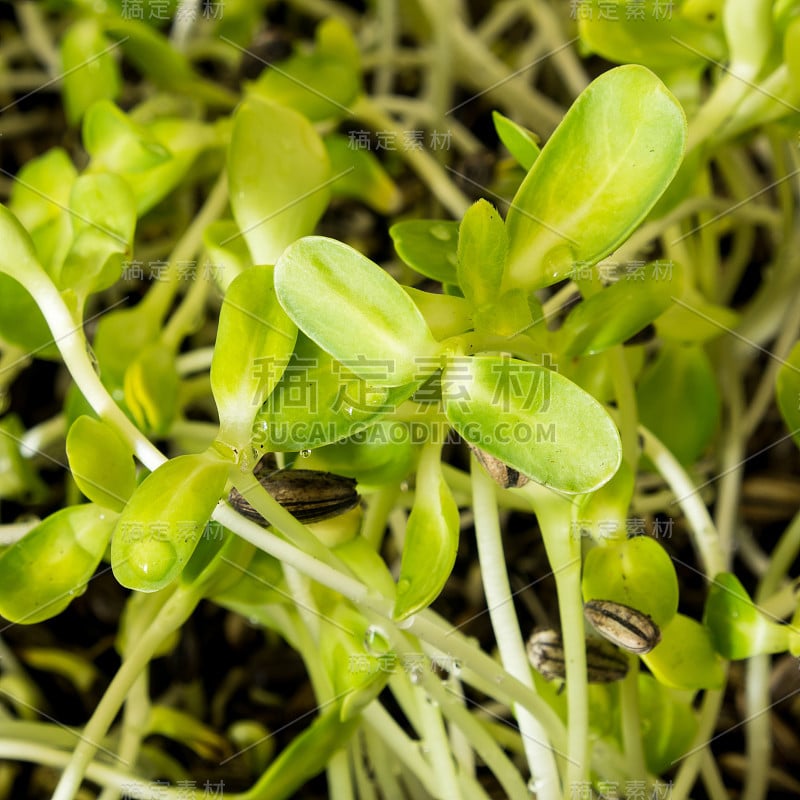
[471,461,561,799]
[639,425,725,578]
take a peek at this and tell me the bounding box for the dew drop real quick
[238,448,256,473]
[527,776,546,797]
[429,223,452,242]
[409,665,423,685]
[450,659,462,677]
[396,613,416,630]
[128,539,177,582]
[363,625,390,655]
[300,449,312,458]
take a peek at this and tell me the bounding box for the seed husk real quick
[526,629,629,683]
[229,456,359,525]
[467,442,529,488]
[583,599,661,654]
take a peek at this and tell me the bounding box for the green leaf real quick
[303,431,418,489]
[0,204,49,293]
[492,111,541,170]
[578,1,726,72]
[0,206,62,358]
[333,537,397,598]
[66,416,136,511]
[181,522,255,595]
[274,237,441,386]
[248,703,359,800]
[228,97,330,264]
[8,148,77,234]
[59,173,136,299]
[404,287,472,341]
[254,333,417,451]
[390,220,459,284]
[394,442,459,620]
[0,274,59,359]
[92,303,162,391]
[84,100,170,175]
[111,454,228,592]
[210,547,289,610]
[320,605,392,721]
[211,265,298,450]
[655,282,740,342]
[457,199,507,308]
[637,343,720,465]
[202,220,253,292]
[582,535,679,629]
[123,343,179,436]
[146,706,230,761]
[641,614,725,690]
[0,504,117,624]
[776,341,800,449]
[324,134,402,214]
[785,17,800,95]
[0,415,47,503]
[559,347,645,406]
[84,102,217,215]
[790,607,800,657]
[18,647,100,694]
[104,17,235,107]
[443,356,621,493]
[471,289,534,338]
[574,460,634,542]
[558,261,681,356]
[704,572,790,658]
[637,674,698,775]
[61,18,121,124]
[250,18,361,121]
[504,66,687,290]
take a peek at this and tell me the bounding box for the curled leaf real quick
[111,454,228,592]
[66,416,136,511]
[0,505,116,624]
[394,442,459,620]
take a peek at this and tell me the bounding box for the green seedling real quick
[0,5,796,799]
[582,535,680,630]
[704,572,792,658]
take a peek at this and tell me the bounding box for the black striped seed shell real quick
[229,460,359,525]
[583,599,661,654]
[526,629,629,683]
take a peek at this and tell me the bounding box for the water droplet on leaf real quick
[396,613,416,630]
[429,224,452,242]
[363,625,390,654]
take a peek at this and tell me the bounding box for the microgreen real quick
[0,5,797,800]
